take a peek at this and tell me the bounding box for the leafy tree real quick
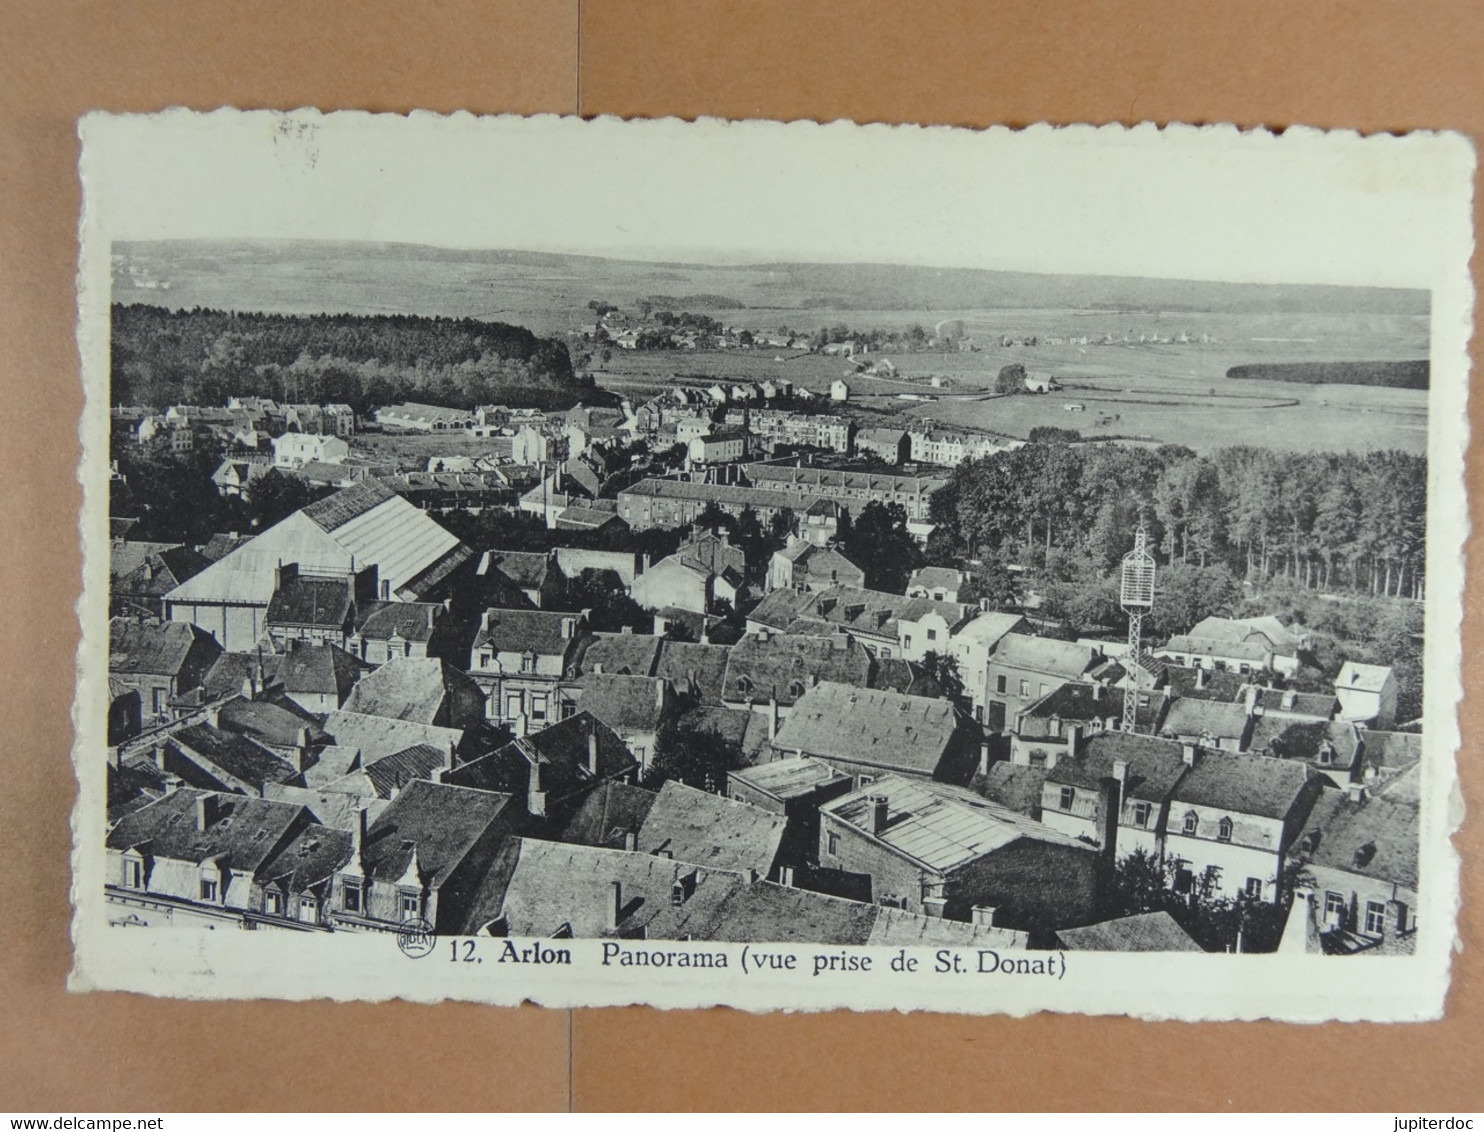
[841,501,922,593]
[561,569,651,633]
[244,469,326,531]
[642,720,734,794]
[919,651,970,714]
[994,363,1027,394]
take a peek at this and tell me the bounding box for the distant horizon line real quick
[110,235,1431,297]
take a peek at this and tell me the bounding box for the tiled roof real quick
[1250,718,1362,770]
[341,657,481,726]
[577,674,672,733]
[171,722,302,790]
[1171,752,1314,821]
[619,477,824,512]
[354,601,443,643]
[110,542,210,599]
[1162,635,1271,663]
[865,906,1025,950]
[1190,615,1304,654]
[474,608,579,656]
[445,712,635,803]
[359,779,512,889]
[480,549,552,590]
[907,566,965,592]
[201,651,282,700]
[653,640,731,704]
[1161,698,1254,742]
[109,618,217,678]
[257,823,354,895]
[553,781,659,849]
[824,775,1089,873]
[278,643,362,699]
[362,743,451,799]
[107,789,304,872]
[322,710,465,764]
[723,634,875,706]
[569,632,662,679]
[991,634,1100,680]
[216,695,325,751]
[1292,787,1419,890]
[1057,911,1202,952]
[772,683,966,778]
[637,780,787,875]
[1018,682,1168,733]
[265,576,354,628]
[1359,729,1423,777]
[1050,731,1190,803]
[980,762,1048,817]
[1162,666,1248,702]
[1337,661,1394,694]
[870,657,943,699]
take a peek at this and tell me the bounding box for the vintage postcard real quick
[72,111,1473,1020]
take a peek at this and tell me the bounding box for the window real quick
[975,706,984,723]
[1039,683,1049,698]
[199,876,218,903]
[996,675,1007,695]
[530,692,549,723]
[124,858,143,889]
[1019,679,1030,698]
[1182,811,1199,835]
[1202,865,1222,891]
[1324,891,1346,920]
[1395,903,1410,933]
[520,652,537,674]
[1028,750,1047,769]
[1364,901,1387,936]
[632,746,646,764]
[265,889,283,916]
[1244,877,1264,900]
[926,629,938,642]
[399,891,422,920]
[152,687,166,714]
[860,775,876,787]
[903,635,912,650]
[827,832,840,855]
[1217,816,1233,842]
[1131,802,1151,828]
[342,881,362,914]
[1058,786,1076,812]
[504,690,523,719]
[479,651,492,668]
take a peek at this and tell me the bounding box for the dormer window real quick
[1217,817,1233,842]
[1182,811,1199,836]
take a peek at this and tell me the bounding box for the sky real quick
[80,110,1473,290]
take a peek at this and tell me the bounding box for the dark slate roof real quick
[278,643,362,699]
[362,743,450,800]
[1162,635,1271,663]
[354,601,444,643]
[637,780,788,875]
[991,634,1101,680]
[107,759,167,822]
[110,542,211,600]
[1246,687,1338,719]
[216,695,326,750]
[1292,788,1419,890]
[445,712,635,802]
[1049,731,1190,803]
[1056,911,1202,952]
[675,531,747,578]
[577,674,672,733]
[569,632,662,679]
[1161,698,1254,743]
[1360,730,1423,778]
[341,657,481,725]
[301,479,396,532]
[359,779,512,889]
[481,549,553,590]
[474,608,579,655]
[201,651,283,700]
[172,723,302,790]
[553,781,659,849]
[677,705,756,752]
[1162,667,1249,702]
[654,640,731,704]
[702,878,878,945]
[980,762,1048,817]
[772,683,965,778]
[109,618,217,678]
[321,710,464,765]
[1251,718,1362,771]
[723,632,874,706]
[1171,753,1314,821]
[265,576,354,629]
[257,823,354,894]
[198,532,255,562]
[1018,682,1168,733]
[871,658,944,699]
[107,789,304,872]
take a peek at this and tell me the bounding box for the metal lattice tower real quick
[1118,523,1157,731]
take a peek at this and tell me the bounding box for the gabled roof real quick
[479,549,553,591]
[1171,753,1314,821]
[907,566,966,592]
[1359,729,1423,779]
[110,541,210,599]
[991,634,1100,680]
[201,651,283,700]
[109,618,218,678]
[257,823,354,895]
[361,743,450,800]
[1292,787,1419,890]
[871,657,943,699]
[108,790,305,872]
[1161,635,1271,663]
[553,781,659,849]
[1250,718,1362,771]
[1337,661,1394,694]
[866,906,1026,950]
[1162,666,1248,702]
[171,722,302,790]
[216,695,325,751]
[723,634,875,706]
[1019,682,1167,733]
[578,673,673,733]
[354,601,444,643]
[950,611,1027,649]
[1190,615,1304,654]
[322,710,464,765]
[1057,911,1202,952]
[980,762,1048,817]
[823,775,1089,873]
[278,643,362,699]
[1161,698,1254,743]
[1246,687,1338,719]
[637,780,787,875]
[445,712,635,802]
[772,682,966,778]
[359,779,512,889]
[569,631,662,679]
[653,640,731,704]
[342,657,482,726]
[1049,731,1190,803]
[474,608,580,656]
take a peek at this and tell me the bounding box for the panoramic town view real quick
[104,239,1426,956]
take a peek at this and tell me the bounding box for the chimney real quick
[1182,743,1197,766]
[1067,722,1083,752]
[1195,666,1208,690]
[426,605,435,630]
[1347,782,1368,804]
[768,691,779,741]
[1282,688,1297,711]
[205,705,221,729]
[588,726,600,777]
[1245,685,1259,716]
[527,761,546,817]
[869,794,889,835]
[1112,759,1129,786]
[240,676,255,701]
[971,905,997,929]
[922,895,947,919]
[654,680,667,711]
[195,793,215,831]
[607,880,622,931]
[623,829,637,851]
[620,625,633,635]
[1091,682,1103,701]
[978,740,993,777]
[351,806,370,862]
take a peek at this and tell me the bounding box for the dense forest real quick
[110,304,597,413]
[1226,360,1428,389]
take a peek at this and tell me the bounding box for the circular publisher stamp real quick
[396,916,436,958]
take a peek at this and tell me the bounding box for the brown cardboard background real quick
[1,0,1480,1113]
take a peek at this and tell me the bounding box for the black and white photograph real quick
[72,112,1472,1019]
